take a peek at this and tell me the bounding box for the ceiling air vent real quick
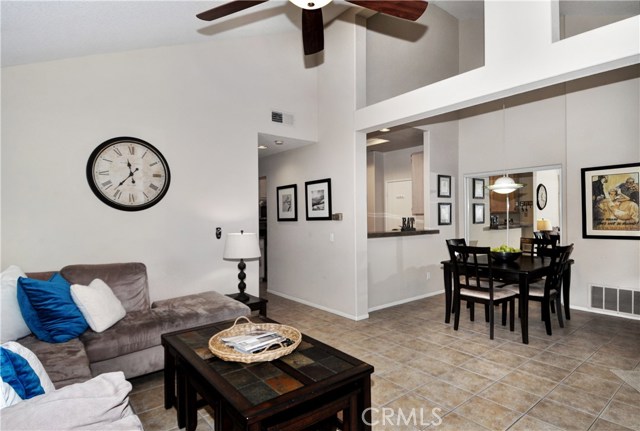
[271,110,294,125]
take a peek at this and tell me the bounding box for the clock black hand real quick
[130,168,139,184]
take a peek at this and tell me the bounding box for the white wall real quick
[1,33,318,302]
[534,168,561,231]
[565,72,640,308]
[259,11,368,319]
[366,3,460,105]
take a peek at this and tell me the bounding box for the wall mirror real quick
[463,165,563,249]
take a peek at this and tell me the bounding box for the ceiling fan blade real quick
[346,1,428,21]
[197,0,268,21]
[302,9,324,55]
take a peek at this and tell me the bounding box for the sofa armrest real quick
[0,372,142,430]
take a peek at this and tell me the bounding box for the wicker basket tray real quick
[208,316,301,363]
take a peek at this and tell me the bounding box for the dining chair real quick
[450,245,517,340]
[445,239,502,322]
[506,244,574,335]
[520,237,557,258]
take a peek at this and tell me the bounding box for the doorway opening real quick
[259,175,267,297]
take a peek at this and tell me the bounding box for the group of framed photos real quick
[472,178,485,224]
[276,178,332,222]
[437,175,452,226]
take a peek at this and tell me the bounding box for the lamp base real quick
[229,291,250,302]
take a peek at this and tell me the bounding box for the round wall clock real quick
[86,137,171,211]
[536,183,548,210]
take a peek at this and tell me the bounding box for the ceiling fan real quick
[196,0,429,55]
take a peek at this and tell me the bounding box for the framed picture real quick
[276,184,297,221]
[438,175,451,198]
[581,162,639,239]
[473,203,485,224]
[473,178,485,199]
[305,178,332,221]
[438,203,452,225]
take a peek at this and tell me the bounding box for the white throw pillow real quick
[1,265,32,342]
[70,279,126,333]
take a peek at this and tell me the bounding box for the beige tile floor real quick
[130,292,640,431]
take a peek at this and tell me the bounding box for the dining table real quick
[441,255,574,344]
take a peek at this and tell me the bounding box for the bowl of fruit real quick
[490,245,522,263]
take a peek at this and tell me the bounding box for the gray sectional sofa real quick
[18,262,250,388]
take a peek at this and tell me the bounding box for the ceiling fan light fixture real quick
[289,0,331,10]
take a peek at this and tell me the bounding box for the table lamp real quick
[537,218,552,232]
[223,231,261,302]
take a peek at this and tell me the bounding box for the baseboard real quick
[368,290,441,312]
[571,305,640,321]
[268,290,369,321]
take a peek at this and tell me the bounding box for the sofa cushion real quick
[1,266,31,343]
[18,335,92,389]
[151,291,251,320]
[81,291,249,363]
[17,274,89,343]
[61,263,150,312]
[71,279,126,332]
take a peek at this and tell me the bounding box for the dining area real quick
[441,236,575,344]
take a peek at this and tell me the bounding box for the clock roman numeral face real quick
[87,137,171,211]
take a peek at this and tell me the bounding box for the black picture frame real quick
[581,162,639,239]
[438,175,451,198]
[473,203,485,224]
[276,184,297,221]
[473,178,485,199]
[438,203,452,225]
[305,178,332,221]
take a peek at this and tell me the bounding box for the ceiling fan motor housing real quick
[289,0,332,10]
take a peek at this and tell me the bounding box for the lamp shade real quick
[223,232,261,260]
[537,219,552,232]
[487,175,524,195]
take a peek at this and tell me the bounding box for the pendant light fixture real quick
[487,104,524,194]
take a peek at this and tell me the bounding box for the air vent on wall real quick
[591,284,640,316]
[271,110,294,125]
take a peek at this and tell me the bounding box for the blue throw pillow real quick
[17,273,88,343]
[0,346,44,400]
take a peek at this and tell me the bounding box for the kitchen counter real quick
[368,229,439,238]
[485,224,532,231]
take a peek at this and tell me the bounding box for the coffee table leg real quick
[359,375,372,431]
[164,349,175,409]
[176,362,186,429]
[185,376,198,431]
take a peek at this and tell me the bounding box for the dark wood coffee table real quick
[161,316,374,431]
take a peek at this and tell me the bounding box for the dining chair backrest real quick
[445,238,467,261]
[543,244,574,293]
[521,237,557,258]
[450,245,495,296]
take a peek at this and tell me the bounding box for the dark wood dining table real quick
[441,256,574,344]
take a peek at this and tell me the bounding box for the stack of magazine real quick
[222,330,291,354]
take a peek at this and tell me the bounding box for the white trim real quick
[268,290,369,321]
[368,290,442,312]
[572,305,640,321]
